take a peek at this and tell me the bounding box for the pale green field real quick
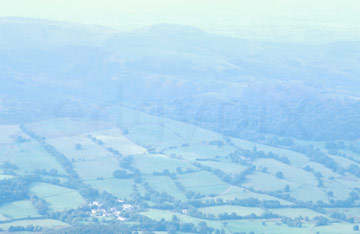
[290,138,325,150]
[199,205,266,217]
[164,144,236,161]
[289,184,329,203]
[163,120,223,146]
[0,219,69,230]
[140,209,224,229]
[132,153,196,174]
[326,208,360,221]
[324,180,352,200]
[73,157,120,180]
[116,106,159,127]
[123,124,185,151]
[30,183,86,211]
[0,214,8,222]
[115,107,224,151]
[0,141,66,174]
[26,118,107,138]
[91,128,147,155]
[117,106,224,149]
[0,200,41,220]
[143,175,186,201]
[196,161,247,175]
[112,106,186,150]
[243,172,298,192]
[328,154,359,169]
[86,178,140,199]
[176,171,231,195]
[40,175,69,184]
[214,186,290,203]
[254,158,318,186]
[0,125,29,144]
[212,186,293,205]
[230,137,310,167]
[46,135,111,161]
[141,209,318,234]
[225,219,312,234]
[334,175,360,190]
[268,208,325,219]
[313,222,360,234]
[339,149,360,161]
[303,161,339,179]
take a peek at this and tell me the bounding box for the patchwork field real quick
[46,135,111,161]
[176,171,231,196]
[326,208,360,221]
[0,200,41,220]
[323,180,352,200]
[212,186,293,205]
[0,125,29,144]
[140,209,224,229]
[312,222,360,234]
[26,118,107,138]
[196,161,247,175]
[0,108,359,233]
[224,220,312,234]
[132,153,196,174]
[268,208,326,219]
[86,178,142,199]
[30,183,86,211]
[143,175,186,201]
[303,161,339,179]
[289,184,329,203]
[230,138,310,167]
[0,219,69,230]
[125,124,185,151]
[164,144,237,161]
[243,172,298,192]
[73,157,120,180]
[0,141,66,174]
[253,158,318,186]
[91,128,147,156]
[199,205,266,217]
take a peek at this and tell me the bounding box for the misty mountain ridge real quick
[1,17,360,140]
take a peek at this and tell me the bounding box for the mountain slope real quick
[1,18,360,139]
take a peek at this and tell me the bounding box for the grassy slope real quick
[0,200,41,220]
[30,183,86,211]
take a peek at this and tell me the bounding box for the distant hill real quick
[1,17,360,140]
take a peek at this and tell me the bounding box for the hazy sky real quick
[1,0,360,41]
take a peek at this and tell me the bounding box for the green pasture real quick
[143,175,186,201]
[30,183,86,211]
[73,157,120,180]
[132,153,196,174]
[0,141,65,174]
[0,200,41,220]
[176,171,231,196]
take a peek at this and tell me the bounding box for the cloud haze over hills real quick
[1,0,360,41]
[1,17,360,140]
